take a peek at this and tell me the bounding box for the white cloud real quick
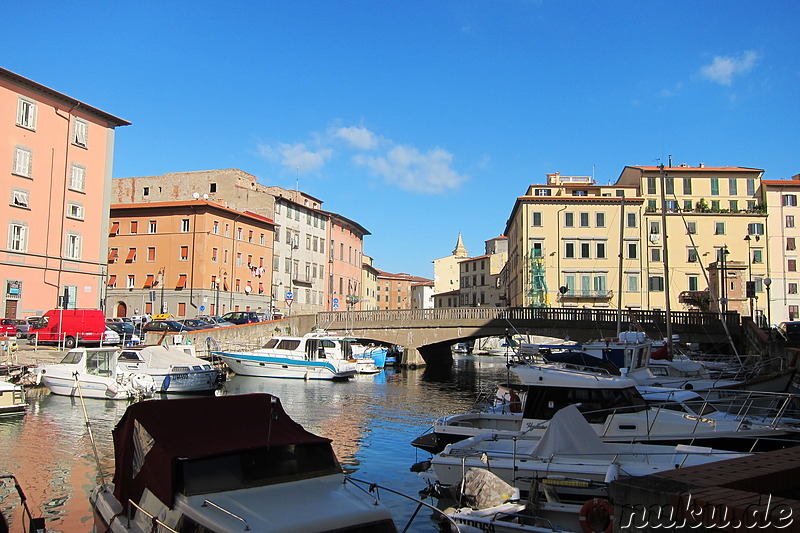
[699,50,759,86]
[258,142,332,174]
[354,144,467,194]
[332,126,379,150]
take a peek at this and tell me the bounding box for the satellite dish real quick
[244,286,252,293]
[203,194,209,199]
[192,192,200,199]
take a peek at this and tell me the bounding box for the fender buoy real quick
[578,498,614,533]
[509,391,522,414]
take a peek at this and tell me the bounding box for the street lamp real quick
[764,277,772,330]
[215,268,227,315]
[159,267,166,314]
[720,246,730,315]
[744,235,753,318]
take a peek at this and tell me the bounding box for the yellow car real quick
[151,313,173,320]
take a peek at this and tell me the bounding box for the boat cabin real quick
[522,383,648,424]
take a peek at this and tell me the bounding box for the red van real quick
[28,309,107,348]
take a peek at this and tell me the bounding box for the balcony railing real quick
[557,290,613,300]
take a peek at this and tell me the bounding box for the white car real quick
[102,327,121,345]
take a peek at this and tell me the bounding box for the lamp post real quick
[159,267,166,314]
[764,277,772,331]
[744,235,753,318]
[720,246,730,315]
[215,268,227,315]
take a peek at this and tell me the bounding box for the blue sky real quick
[5,2,799,278]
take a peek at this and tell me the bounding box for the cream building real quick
[505,165,768,320]
[761,176,800,324]
[432,233,468,296]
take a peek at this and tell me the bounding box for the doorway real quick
[116,301,127,318]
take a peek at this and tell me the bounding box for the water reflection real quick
[0,355,516,532]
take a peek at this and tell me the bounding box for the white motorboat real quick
[351,342,388,369]
[411,362,800,454]
[90,394,399,532]
[214,333,358,380]
[37,347,156,400]
[426,405,749,491]
[0,379,27,415]
[116,345,222,393]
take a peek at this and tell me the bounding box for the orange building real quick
[0,67,129,317]
[107,200,275,318]
[375,270,432,310]
[326,212,369,311]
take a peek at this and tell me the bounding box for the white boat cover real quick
[530,404,603,457]
[126,346,206,370]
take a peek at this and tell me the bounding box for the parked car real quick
[220,311,263,325]
[176,318,214,330]
[105,321,141,346]
[28,309,107,348]
[196,315,236,327]
[0,319,28,338]
[103,327,121,345]
[142,320,203,333]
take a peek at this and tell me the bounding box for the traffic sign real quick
[286,291,293,300]
[333,303,339,310]
[332,297,339,304]
[200,305,205,311]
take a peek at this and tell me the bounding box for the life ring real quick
[578,498,614,533]
[509,391,522,413]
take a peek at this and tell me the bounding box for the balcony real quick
[292,273,313,286]
[557,290,613,302]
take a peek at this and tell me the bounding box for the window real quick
[746,179,756,196]
[649,221,660,234]
[69,164,86,192]
[213,221,219,235]
[535,189,550,196]
[16,97,37,130]
[715,222,725,235]
[594,275,607,296]
[649,276,664,291]
[783,195,798,207]
[687,221,697,235]
[626,213,637,228]
[65,232,81,260]
[211,248,218,262]
[753,249,763,264]
[787,215,795,229]
[236,253,242,267]
[130,221,138,234]
[182,219,190,232]
[564,242,575,259]
[627,274,639,293]
[788,238,796,251]
[580,242,591,258]
[127,275,135,289]
[748,223,764,235]
[648,199,657,211]
[729,200,738,212]
[248,230,253,243]
[564,212,574,227]
[180,246,189,261]
[147,247,156,261]
[683,200,693,211]
[627,242,638,259]
[665,178,674,195]
[108,248,118,263]
[67,202,84,220]
[789,259,797,272]
[596,212,605,227]
[532,212,542,226]
[210,183,217,193]
[711,178,719,196]
[126,248,136,262]
[148,220,157,234]
[683,178,692,195]
[789,283,798,295]
[729,178,738,195]
[13,146,32,178]
[647,178,656,195]
[688,248,698,262]
[8,222,28,252]
[11,189,29,209]
[73,118,88,148]
[711,200,720,211]
[236,227,243,240]
[689,276,699,291]
[579,212,590,227]
[572,190,588,196]
[596,242,606,259]
[650,248,662,262]
[143,187,150,197]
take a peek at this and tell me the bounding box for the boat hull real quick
[150,370,220,393]
[40,374,138,400]
[217,352,356,380]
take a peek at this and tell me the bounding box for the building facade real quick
[375,271,432,310]
[761,176,800,324]
[504,165,769,321]
[326,212,369,312]
[106,201,275,318]
[360,255,380,311]
[1,67,129,318]
[432,233,468,296]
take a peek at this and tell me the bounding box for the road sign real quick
[200,305,205,311]
[286,291,293,300]
[333,297,339,304]
[333,303,339,310]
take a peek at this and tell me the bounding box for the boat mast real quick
[659,163,673,356]
[616,196,625,336]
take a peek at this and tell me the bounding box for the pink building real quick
[326,212,370,311]
[0,67,129,317]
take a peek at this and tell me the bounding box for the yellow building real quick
[505,165,768,320]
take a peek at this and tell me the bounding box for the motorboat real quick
[116,345,222,393]
[90,394,399,532]
[411,362,800,455]
[214,333,358,380]
[351,342,388,369]
[0,379,27,415]
[37,347,156,400]
[425,405,749,492]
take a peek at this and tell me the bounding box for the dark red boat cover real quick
[111,393,332,508]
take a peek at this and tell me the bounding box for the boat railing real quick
[201,498,251,531]
[126,499,180,533]
[345,476,461,532]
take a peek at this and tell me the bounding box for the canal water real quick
[0,354,518,532]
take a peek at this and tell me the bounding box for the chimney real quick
[699,163,705,168]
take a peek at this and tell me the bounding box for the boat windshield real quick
[85,350,118,377]
[59,350,84,365]
[523,385,648,423]
[177,442,342,495]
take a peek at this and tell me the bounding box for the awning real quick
[108,249,119,262]
[107,275,116,287]
[176,274,187,289]
[144,274,155,288]
[109,221,119,235]
[126,249,136,262]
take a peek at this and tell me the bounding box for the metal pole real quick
[658,164,673,355]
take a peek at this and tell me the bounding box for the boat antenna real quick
[74,372,107,487]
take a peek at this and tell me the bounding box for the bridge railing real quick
[317,307,739,329]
